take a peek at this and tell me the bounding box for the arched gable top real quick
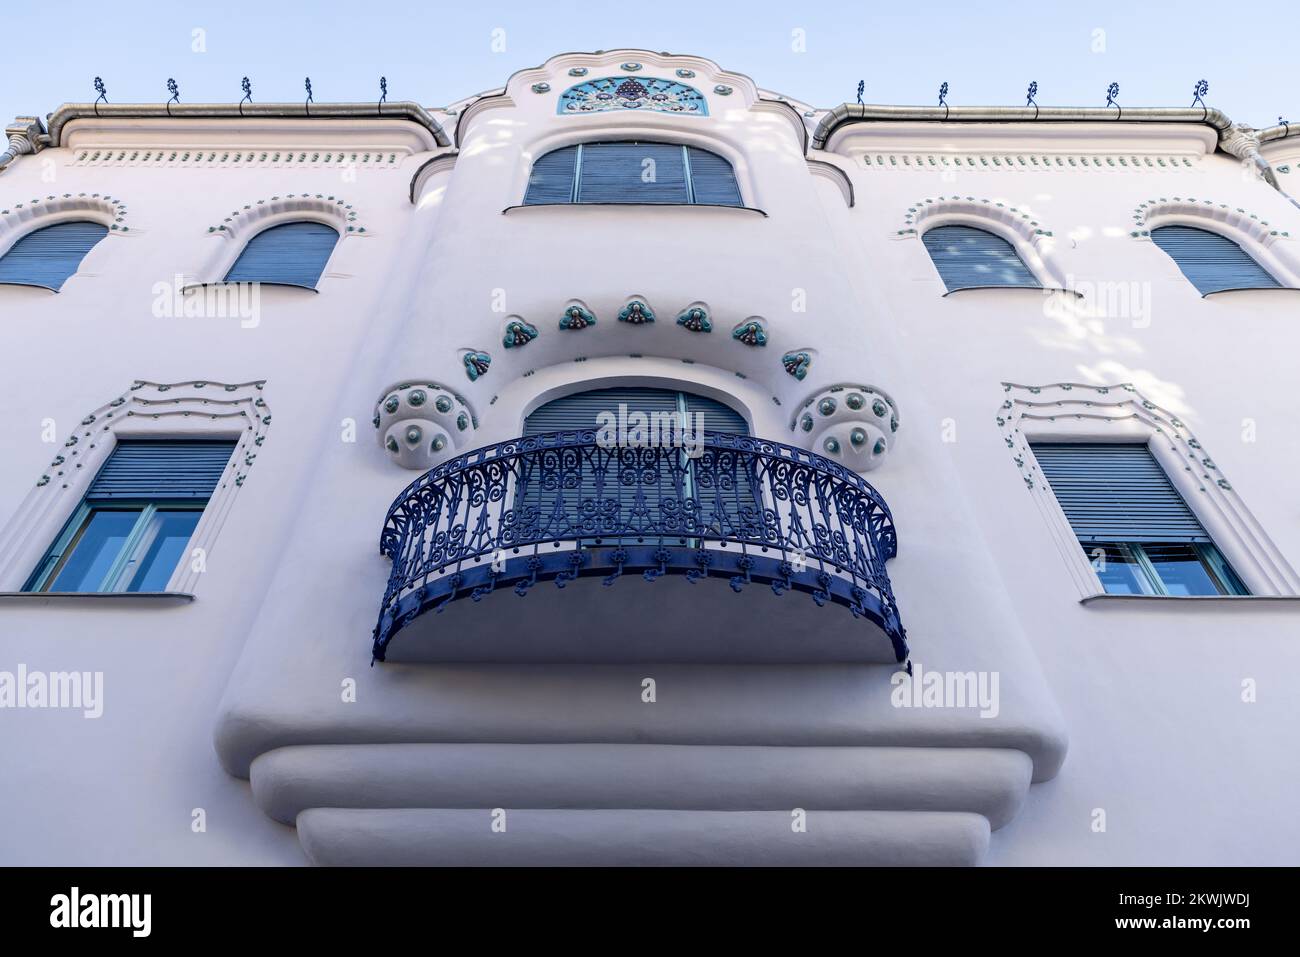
[557,76,709,116]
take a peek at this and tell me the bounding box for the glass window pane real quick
[1084,543,1150,595]
[47,509,142,592]
[1141,543,1224,596]
[121,510,202,592]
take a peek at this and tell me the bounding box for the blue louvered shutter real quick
[1031,443,1209,543]
[0,221,109,291]
[223,221,338,288]
[522,388,749,540]
[922,225,1040,291]
[683,392,748,432]
[87,441,237,501]
[525,387,747,436]
[685,147,743,206]
[577,142,689,204]
[1150,225,1280,295]
[523,145,579,204]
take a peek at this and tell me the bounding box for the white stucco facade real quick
[1,50,1297,865]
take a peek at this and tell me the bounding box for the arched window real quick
[523,142,743,207]
[222,221,339,289]
[921,224,1041,292]
[0,221,109,291]
[1150,225,1281,295]
[525,386,747,436]
[522,386,751,540]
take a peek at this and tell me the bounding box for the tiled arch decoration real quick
[997,381,1300,599]
[207,194,367,239]
[555,76,708,115]
[1128,197,1290,240]
[0,193,131,253]
[0,380,271,594]
[895,195,1055,240]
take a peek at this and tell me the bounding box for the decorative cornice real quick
[72,147,405,171]
[861,151,1199,172]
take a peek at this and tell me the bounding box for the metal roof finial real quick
[239,76,252,115]
[856,80,864,106]
[93,77,107,116]
[1026,80,1038,119]
[1106,82,1120,119]
[305,76,313,115]
[1191,79,1208,120]
[379,76,388,112]
[938,81,949,120]
[166,78,179,116]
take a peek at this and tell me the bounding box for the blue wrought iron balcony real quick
[373,431,907,664]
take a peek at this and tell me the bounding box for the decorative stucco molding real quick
[998,381,1300,599]
[207,193,365,237]
[0,193,131,254]
[0,380,270,593]
[72,148,405,171]
[1128,196,1290,240]
[862,151,1200,171]
[791,384,899,473]
[374,381,478,471]
[896,194,1053,239]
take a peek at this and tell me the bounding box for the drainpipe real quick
[1256,122,1300,209]
[0,117,45,174]
[1216,124,1280,190]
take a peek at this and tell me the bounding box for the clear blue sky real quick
[3,0,1294,128]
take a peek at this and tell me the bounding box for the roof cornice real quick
[811,103,1234,150]
[38,101,450,149]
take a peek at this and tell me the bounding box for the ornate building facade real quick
[1,50,1298,865]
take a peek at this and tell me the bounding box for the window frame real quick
[522,140,746,208]
[0,218,112,292]
[219,219,341,290]
[999,382,1300,601]
[25,499,208,594]
[1085,541,1248,597]
[1149,223,1285,296]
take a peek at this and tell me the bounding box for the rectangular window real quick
[1031,442,1249,596]
[24,440,236,593]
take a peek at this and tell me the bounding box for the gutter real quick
[810,103,1234,149]
[42,101,450,149]
[811,103,1294,195]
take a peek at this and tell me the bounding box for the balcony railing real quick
[373,431,907,662]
